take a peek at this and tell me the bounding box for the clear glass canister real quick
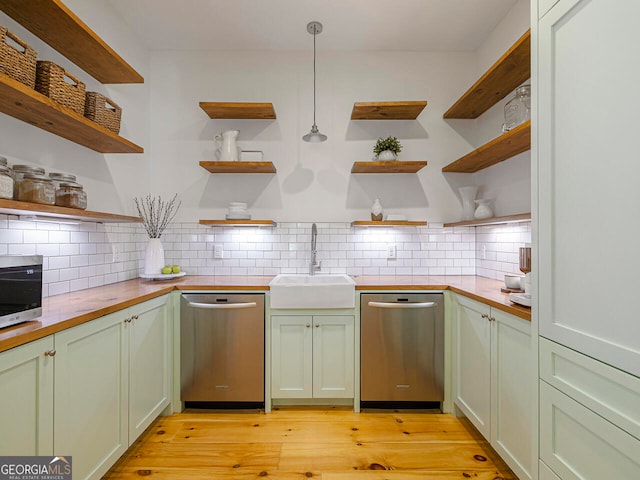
[17,173,56,205]
[502,84,531,133]
[55,181,87,210]
[0,164,14,199]
[49,172,76,191]
[0,156,7,166]
[12,165,46,200]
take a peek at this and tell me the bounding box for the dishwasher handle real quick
[186,301,257,310]
[367,301,436,309]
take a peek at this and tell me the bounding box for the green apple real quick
[161,266,172,274]
[172,265,181,274]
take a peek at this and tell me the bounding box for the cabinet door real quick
[271,315,312,398]
[312,316,354,398]
[491,309,533,480]
[540,381,640,479]
[54,312,128,480]
[0,337,54,455]
[128,296,171,442]
[538,0,640,378]
[454,297,491,438]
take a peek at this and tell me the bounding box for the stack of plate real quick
[226,202,251,220]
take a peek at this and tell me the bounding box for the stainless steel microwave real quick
[0,255,43,329]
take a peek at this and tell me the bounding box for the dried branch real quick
[134,194,181,238]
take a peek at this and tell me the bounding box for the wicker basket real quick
[35,61,86,115]
[0,26,37,88]
[84,92,122,134]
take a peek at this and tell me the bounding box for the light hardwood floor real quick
[103,407,516,479]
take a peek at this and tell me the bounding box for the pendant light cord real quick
[312,27,317,126]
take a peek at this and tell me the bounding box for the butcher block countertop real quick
[0,275,530,353]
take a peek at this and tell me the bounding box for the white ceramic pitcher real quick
[215,130,240,161]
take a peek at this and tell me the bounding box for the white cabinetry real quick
[271,314,354,400]
[453,295,533,480]
[0,337,54,456]
[537,0,640,380]
[55,295,171,479]
[54,310,129,479]
[536,0,640,477]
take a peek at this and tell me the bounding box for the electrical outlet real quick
[112,245,124,263]
[387,245,397,259]
[214,244,224,259]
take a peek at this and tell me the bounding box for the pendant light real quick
[302,21,327,143]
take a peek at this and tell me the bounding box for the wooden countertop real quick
[0,275,530,353]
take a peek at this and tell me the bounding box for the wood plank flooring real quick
[103,407,517,479]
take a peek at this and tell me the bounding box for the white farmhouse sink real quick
[269,274,356,309]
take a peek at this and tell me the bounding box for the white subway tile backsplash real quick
[0,216,530,298]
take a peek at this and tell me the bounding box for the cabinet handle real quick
[131,314,139,320]
[481,313,489,320]
[306,324,311,328]
[315,324,319,328]
[44,349,56,357]
[124,317,131,323]
[490,316,496,322]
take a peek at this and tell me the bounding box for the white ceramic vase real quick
[474,199,494,219]
[144,238,165,275]
[376,150,396,161]
[458,186,478,221]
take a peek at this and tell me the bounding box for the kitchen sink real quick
[269,274,356,309]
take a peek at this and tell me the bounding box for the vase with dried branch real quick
[134,194,181,275]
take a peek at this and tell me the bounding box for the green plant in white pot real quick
[373,136,402,161]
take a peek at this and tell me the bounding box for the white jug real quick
[215,130,240,161]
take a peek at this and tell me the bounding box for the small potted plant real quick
[373,136,402,161]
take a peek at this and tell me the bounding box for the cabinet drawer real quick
[540,381,640,479]
[540,338,640,440]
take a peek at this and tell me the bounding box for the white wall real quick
[0,1,150,216]
[149,49,484,224]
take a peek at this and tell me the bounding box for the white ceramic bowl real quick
[504,274,523,290]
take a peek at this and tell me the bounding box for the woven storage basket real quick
[0,26,37,88]
[84,92,121,134]
[35,61,85,115]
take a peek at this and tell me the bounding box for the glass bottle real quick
[502,84,531,133]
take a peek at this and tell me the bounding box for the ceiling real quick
[106,0,519,52]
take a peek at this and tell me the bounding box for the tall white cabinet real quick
[536,0,640,478]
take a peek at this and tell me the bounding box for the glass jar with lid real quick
[48,172,76,191]
[12,165,45,200]
[0,164,14,199]
[17,173,55,205]
[502,84,531,133]
[0,156,7,167]
[55,181,87,210]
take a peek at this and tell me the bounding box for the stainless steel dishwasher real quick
[180,293,264,407]
[360,293,444,408]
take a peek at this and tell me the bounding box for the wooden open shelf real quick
[0,0,143,84]
[199,220,276,227]
[351,101,427,120]
[444,213,531,228]
[444,30,530,119]
[351,161,428,174]
[0,199,142,223]
[199,161,276,174]
[0,73,143,153]
[351,220,427,227]
[199,102,276,119]
[442,120,530,173]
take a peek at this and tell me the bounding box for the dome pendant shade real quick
[303,124,327,143]
[303,21,327,143]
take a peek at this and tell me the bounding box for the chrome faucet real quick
[309,223,321,275]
